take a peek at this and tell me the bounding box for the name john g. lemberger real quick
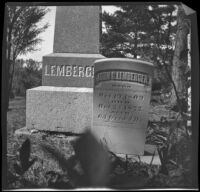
[95,70,151,86]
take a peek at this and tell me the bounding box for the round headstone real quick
[92,58,154,155]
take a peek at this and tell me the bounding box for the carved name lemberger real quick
[44,64,94,78]
[95,70,151,86]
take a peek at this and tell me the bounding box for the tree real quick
[21,59,42,91]
[101,5,150,58]
[170,5,190,111]
[144,5,177,87]
[5,5,49,111]
[101,4,177,91]
[10,59,24,97]
[12,59,42,96]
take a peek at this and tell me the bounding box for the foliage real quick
[20,60,42,90]
[101,5,151,58]
[5,5,49,110]
[12,59,42,97]
[101,4,177,91]
[6,6,49,60]
[146,113,192,181]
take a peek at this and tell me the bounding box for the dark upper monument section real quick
[42,6,104,87]
[53,6,100,54]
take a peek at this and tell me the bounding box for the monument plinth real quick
[26,87,93,132]
[26,6,104,132]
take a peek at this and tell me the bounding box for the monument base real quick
[26,86,93,133]
[14,127,161,165]
[14,127,77,174]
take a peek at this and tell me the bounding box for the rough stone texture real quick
[42,53,104,87]
[26,86,93,132]
[14,127,160,165]
[53,6,101,53]
[14,127,77,173]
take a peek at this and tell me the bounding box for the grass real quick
[7,97,26,163]
[6,96,194,189]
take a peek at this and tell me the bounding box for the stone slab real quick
[26,86,93,132]
[53,6,101,53]
[42,53,105,87]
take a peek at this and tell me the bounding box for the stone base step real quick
[26,86,93,133]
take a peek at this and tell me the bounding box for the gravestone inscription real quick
[92,58,154,155]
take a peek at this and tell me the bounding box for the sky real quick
[18,6,119,62]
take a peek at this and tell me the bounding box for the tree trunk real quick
[5,64,10,112]
[6,20,12,111]
[5,59,14,111]
[133,31,138,58]
[170,5,190,110]
[6,14,14,111]
[8,59,15,98]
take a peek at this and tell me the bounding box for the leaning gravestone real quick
[92,58,154,155]
[26,6,104,133]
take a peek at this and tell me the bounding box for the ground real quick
[6,96,193,189]
[7,97,26,158]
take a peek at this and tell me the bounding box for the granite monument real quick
[26,6,104,132]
